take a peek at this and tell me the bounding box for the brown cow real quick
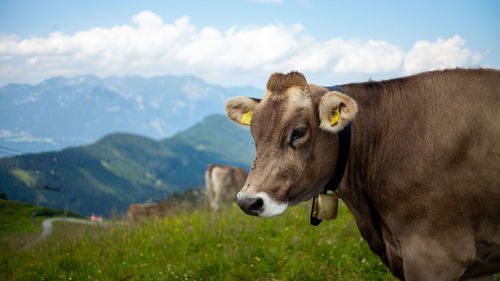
[225,69,500,281]
[126,202,176,222]
[205,164,247,212]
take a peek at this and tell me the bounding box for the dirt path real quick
[23,217,105,250]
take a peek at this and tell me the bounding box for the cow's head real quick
[225,71,358,217]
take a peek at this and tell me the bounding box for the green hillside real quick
[0,199,81,235]
[0,114,254,216]
[170,114,255,165]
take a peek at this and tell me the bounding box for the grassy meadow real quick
[1,200,397,280]
[0,199,81,251]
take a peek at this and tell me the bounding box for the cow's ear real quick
[225,96,261,127]
[318,91,358,133]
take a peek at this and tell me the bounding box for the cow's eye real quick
[290,127,307,144]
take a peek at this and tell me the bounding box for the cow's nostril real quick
[250,198,264,214]
[237,196,264,216]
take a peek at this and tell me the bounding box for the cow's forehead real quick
[260,86,312,110]
[251,86,314,140]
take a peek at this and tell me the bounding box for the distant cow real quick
[205,164,247,211]
[126,202,176,222]
[225,70,500,280]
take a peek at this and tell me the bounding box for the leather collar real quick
[310,85,352,226]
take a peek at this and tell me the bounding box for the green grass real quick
[0,199,46,252]
[0,199,53,235]
[0,199,82,234]
[0,199,82,250]
[0,200,397,281]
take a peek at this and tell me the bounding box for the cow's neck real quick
[334,82,399,267]
[341,82,393,199]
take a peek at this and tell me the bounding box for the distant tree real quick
[0,193,7,200]
[35,207,82,218]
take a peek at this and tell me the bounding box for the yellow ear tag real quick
[330,107,340,126]
[241,110,253,125]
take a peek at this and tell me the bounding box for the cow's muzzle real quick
[237,196,263,216]
[236,191,288,217]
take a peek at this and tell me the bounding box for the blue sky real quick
[1,0,499,88]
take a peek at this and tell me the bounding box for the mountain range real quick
[0,74,262,155]
[0,114,255,216]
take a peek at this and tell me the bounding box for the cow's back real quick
[126,202,175,222]
[126,204,143,223]
[345,69,500,210]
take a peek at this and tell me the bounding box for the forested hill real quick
[0,114,254,216]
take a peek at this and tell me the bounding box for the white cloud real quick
[26,56,38,65]
[0,130,56,144]
[0,11,485,87]
[261,37,403,75]
[132,10,164,29]
[0,130,14,138]
[404,35,482,74]
[332,39,404,73]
